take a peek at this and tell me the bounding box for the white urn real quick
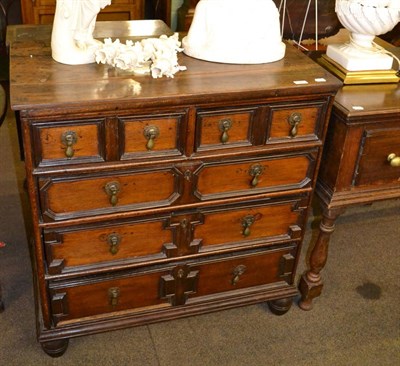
[327,0,400,71]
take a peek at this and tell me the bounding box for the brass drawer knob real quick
[61,131,78,158]
[218,118,232,144]
[107,233,121,255]
[108,287,120,307]
[288,112,302,137]
[387,153,400,167]
[232,264,247,285]
[104,181,120,206]
[249,164,264,187]
[143,125,160,150]
[241,215,255,237]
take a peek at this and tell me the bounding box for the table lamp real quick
[323,0,400,83]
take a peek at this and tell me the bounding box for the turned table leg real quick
[298,207,345,310]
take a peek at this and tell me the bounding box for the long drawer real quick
[49,245,298,326]
[44,196,308,275]
[38,151,316,221]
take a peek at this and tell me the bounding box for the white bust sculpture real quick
[182,0,286,64]
[51,0,111,65]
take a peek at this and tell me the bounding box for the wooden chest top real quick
[8,21,341,112]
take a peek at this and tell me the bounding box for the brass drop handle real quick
[108,287,120,307]
[219,118,232,144]
[143,125,160,150]
[61,131,78,158]
[387,153,400,167]
[232,264,247,285]
[107,233,121,255]
[241,215,255,237]
[104,181,120,206]
[249,164,264,187]
[288,112,302,137]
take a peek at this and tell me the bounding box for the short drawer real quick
[354,127,400,186]
[194,151,316,200]
[49,245,297,326]
[43,197,307,275]
[194,106,259,152]
[31,119,106,167]
[39,167,181,221]
[266,102,326,143]
[118,111,187,160]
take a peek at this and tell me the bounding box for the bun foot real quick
[267,297,293,316]
[41,339,69,357]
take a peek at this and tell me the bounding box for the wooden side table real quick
[299,82,400,310]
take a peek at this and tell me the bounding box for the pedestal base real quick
[318,54,399,85]
[326,44,394,71]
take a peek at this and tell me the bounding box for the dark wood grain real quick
[8,21,340,112]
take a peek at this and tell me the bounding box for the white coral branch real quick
[95,33,187,78]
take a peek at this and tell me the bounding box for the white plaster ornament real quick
[327,0,400,71]
[182,0,286,64]
[51,0,112,65]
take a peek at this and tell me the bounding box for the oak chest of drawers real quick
[8,21,341,357]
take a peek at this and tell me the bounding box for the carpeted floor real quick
[0,101,399,366]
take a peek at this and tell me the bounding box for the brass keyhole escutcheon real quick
[218,118,232,144]
[108,287,120,307]
[143,125,160,150]
[184,170,192,182]
[241,215,255,237]
[177,268,185,278]
[232,265,247,285]
[107,233,121,255]
[387,153,400,167]
[61,131,78,158]
[288,112,302,137]
[104,181,120,206]
[249,164,264,187]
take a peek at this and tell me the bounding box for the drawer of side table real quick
[49,245,297,326]
[39,167,181,221]
[43,197,307,275]
[354,126,400,186]
[31,118,106,167]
